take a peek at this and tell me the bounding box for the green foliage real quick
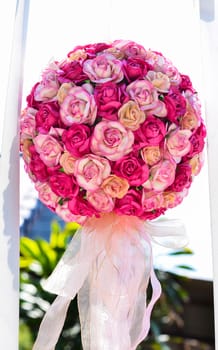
[20,221,192,349]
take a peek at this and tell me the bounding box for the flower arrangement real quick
[20,40,206,225]
[20,40,206,350]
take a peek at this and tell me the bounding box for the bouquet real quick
[20,40,206,350]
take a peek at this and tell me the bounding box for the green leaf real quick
[20,237,41,260]
[176,264,195,271]
[168,247,193,255]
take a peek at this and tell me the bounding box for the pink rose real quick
[167,128,192,158]
[126,80,159,111]
[74,154,111,191]
[94,82,129,120]
[113,40,147,58]
[35,102,60,133]
[58,60,88,83]
[62,124,91,157]
[168,163,192,192]
[35,182,59,209]
[49,173,79,198]
[91,120,134,161]
[83,53,123,83]
[113,153,149,186]
[164,63,181,85]
[28,146,48,182]
[34,65,60,101]
[115,189,143,217]
[134,116,166,148]
[60,86,97,126]
[123,57,148,82]
[68,192,98,217]
[143,158,176,192]
[142,190,164,211]
[56,202,87,224]
[87,188,114,212]
[34,134,63,167]
[146,71,170,93]
[20,108,37,140]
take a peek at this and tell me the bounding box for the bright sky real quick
[1,0,213,280]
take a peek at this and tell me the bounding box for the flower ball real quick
[20,40,206,224]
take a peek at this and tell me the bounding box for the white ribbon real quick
[33,213,187,350]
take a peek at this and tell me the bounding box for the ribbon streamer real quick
[33,213,187,350]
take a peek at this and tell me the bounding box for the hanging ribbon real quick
[33,213,187,350]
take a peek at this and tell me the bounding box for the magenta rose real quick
[62,124,91,158]
[68,192,98,217]
[168,163,192,192]
[60,86,97,126]
[35,102,60,133]
[28,146,48,182]
[58,60,88,84]
[94,82,129,120]
[83,53,124,83]
[184,124,206,159]
[115,189,143,217]
[56,202,87,224]
[168,87,186,117]
[134,116,166,148]
[179,74,195,93]
[163,96,177,124]
[49,173,79,198]
[113,153,149,186]
[141,208,166,220]
[68,42,112,59]
[26,83,42,109]
[123,57,148,82]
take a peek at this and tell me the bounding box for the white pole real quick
[0,0,29,349]
[200,0,218,348]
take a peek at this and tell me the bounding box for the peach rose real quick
[21,139,32,163]
[68,49,87,61]
[87,188,114,213]
[60,86,97,126]
[34,134,63,167]
[57,83,74,104]
[163,190,187,208]
[118,101,146,131]
[146,70,170,92]
[60,152,76,174]
[141,146,161,166]
[91,120,134,161]
[74,154,111,191]
[180,103,199,130]
[167,129,192,158]
[83,53,123,83]
[101,175,129,199]
[189,153,204,176]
